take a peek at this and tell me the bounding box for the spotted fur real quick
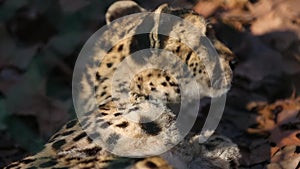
[5,1,238,169]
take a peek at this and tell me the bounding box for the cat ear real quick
[106,1,145,24]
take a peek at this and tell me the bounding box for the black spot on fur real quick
[20,158,36,164]
[146,161,157,168]
[73,132,87,141]
[120,55,125,61]
[140,118,161,136]
[116,121,129,128]
[87,137,93,143]
[66,120,77,129]
[102,159,113,163]
[81,158,96,164]
[61,130,75,136]
[114,112,122,116]
[165,76,170,81]
[96,72,101,81]
[90,132,100,138]
[96,113,103,118]
[96,119,104,123]
[106,133,120,145]
[112,97,120,101]
[161,82,167,87]
[137,84,141,90]
[176,46,181,53]
[185,51,192,63]
[81,147,102,156]
[118,44,124,52]
[105,95,112,100]
[100,122,112,128]
[100,91,107,97]
[101,112,108,116]
[52,139,66,150]
[39,159,57,168]
[169,82,177,86]
[106,63,113,68]
[100,77,109,83]
[99,105,110,110]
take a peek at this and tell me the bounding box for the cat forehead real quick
[105,1,206,35]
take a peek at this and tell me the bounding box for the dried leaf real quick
[247,96,300,158]
[267,145,300,169]
[249,0,300,38]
